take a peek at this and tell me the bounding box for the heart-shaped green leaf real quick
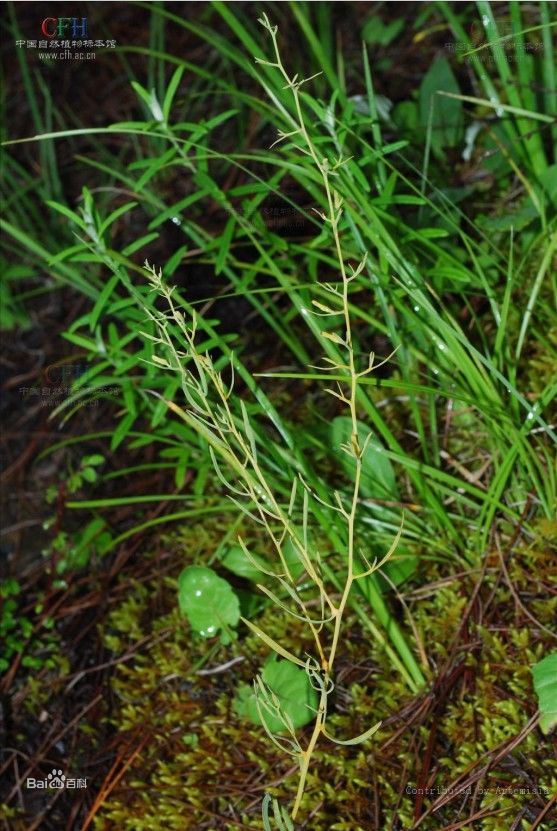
[178,566,240,644]
[234,656,317,733]
[419,57,463,155]
[531,652,557,735]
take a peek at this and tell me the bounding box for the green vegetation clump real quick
[92,521,557,831]
[0,578,63,676]
[1,2,555,827]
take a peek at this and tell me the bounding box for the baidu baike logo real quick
[26,768,87,789]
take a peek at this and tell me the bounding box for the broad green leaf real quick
[82,454,104,467]
[419,57,463,154]
[362,16,404,46]
[330,416,398,500]
[80,467,97,484]
[178,566,240,644]
[531,653,557,735]
[393,100,419,133]
[283,537,305,581]
[182,732,198,748]
[222,540,305,583]
[222,544,271,581]
[234,656,317,733]
[478,200,539,233]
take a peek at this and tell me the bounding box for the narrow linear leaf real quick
[89,273,120,331]
[162,65,186,122]
[46,200,86,230]
[323,719,382,746]
[216,216,235,275]
[240,617,305,667]
[99,201,138,237]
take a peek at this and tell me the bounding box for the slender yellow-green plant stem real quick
[261,25,383,817]
[143,18,401,819]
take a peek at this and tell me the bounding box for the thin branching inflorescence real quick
[141,15,401,820]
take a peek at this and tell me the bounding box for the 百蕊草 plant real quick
[135,16,422,818]
[137,15,422,808]
[142,239,400,816]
